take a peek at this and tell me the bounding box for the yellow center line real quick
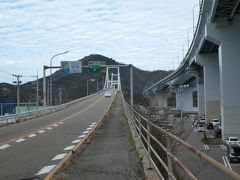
[0,96,104,146]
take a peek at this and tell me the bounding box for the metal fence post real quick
[138,116,142,148]
[147,120,152,169]
[166,130,173,178]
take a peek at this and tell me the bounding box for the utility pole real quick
[12,74,22,113]
[87,79,89,96]
[43,65,47,107]
[97,74,99,92]
[36,73,39,108]
[130,64,133,107]
[59,87,62,104]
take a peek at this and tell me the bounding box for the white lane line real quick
[64,145,75,151]
[28,134,37,138]
[35,165,56,175]
[86,127,92,131]
[47,127,53,130]
[222,156,227,168]
[90,125,95,127]
[72,139,81,144]
[203,144,209,150]
[225,156,232,170]
[83,131,89,134]
[15,138,26,143]
[53,124,59,127]
[92,122,96,125]
[52,153,67,161]
[38,130,45,134]
[78,135,85,139]
[220,145,227,150]
[0,144,11,150]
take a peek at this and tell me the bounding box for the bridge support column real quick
[206,16,240,139]
[196,53,220,123]
[176,87,197,113]
[156,93,168,109]
[197,73,205,116]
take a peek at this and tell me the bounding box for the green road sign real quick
[89,64,100,73]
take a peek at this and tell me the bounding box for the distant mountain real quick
[0,54,171,106]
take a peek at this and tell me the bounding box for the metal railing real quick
[0,91,103,127]
[121,92,240,180]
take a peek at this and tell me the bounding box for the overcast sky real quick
[0,0,199,83]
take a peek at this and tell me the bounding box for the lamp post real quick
[49,51,69,106]
[192,4,199,37]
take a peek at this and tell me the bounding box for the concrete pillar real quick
[196,54,220,123]
[156,93,168,109]
[176,87,197,113]
[206,16,240,139]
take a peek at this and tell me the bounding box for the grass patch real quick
[122,116,136,149]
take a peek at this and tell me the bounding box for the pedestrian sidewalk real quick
[54,94,145,180]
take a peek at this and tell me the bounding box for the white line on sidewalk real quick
[0,144,10,150]
[15,138,25,143]
[52,153,67,161]
[35,165,56,175]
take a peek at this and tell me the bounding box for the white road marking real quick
[220,145,227,150]
[64,145,75,151]
[90,125,95,127]
[0,144,10,150]
[72,139,81,144]
[83,131,89,134]
[53,124,59,127]
[15,138,26,143]
[92,122,96,125]
[222,156,227,168]
[47,127,52,130]
[203,144,209,150]
[38,130,45,134]
[223,156,232,170]
[59,122,64,124]
[78,135,85,138]
[36,165,56,175]
[86,127,92,130]
[52,153,67,161]
[28,134,37,138]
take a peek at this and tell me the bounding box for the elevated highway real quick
[143,0,240,139]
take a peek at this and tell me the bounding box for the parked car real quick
[225,137,240,145]
[227,144,240,162]
[207,122,214,130]
[196,124,206,132]
[211,119,220,127]
[104,91,112,97]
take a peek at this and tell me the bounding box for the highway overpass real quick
[144,0,240,140]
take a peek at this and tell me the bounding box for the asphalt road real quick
[53,93,144,180]
[0,91,115,179]
[176,124,240,180]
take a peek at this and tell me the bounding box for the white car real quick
[211,119,220,126]
[196,124,206,132]
[104,91,111,97]
[225,137,240,145]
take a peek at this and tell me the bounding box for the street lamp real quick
[192,4,199,37]
[49,51,69,106]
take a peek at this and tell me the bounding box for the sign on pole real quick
[61,61,82,74]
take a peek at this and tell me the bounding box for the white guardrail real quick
[121,91,240,180]
[0,91,103,127]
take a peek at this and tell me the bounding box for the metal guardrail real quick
[121,92,240,180]
[0,91,103,127]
